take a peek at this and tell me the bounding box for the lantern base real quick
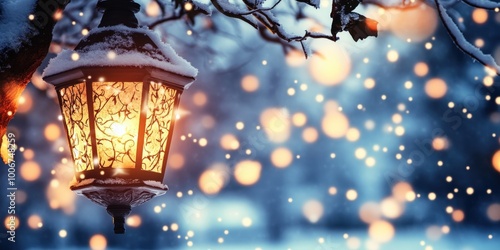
[71,178,167,234]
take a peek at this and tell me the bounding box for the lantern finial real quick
[97,0,140,28]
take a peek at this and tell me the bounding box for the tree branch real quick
[434,0,500,75]
[0,0,70,163]
[461,0,500,10]
[362,0,423,9]
[148,14,184,29]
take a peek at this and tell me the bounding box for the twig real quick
[148,14,184,29]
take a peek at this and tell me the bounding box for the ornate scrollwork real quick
[83,188,156,207]
[60,83,93,172]
[141,82,177,173]
[93,82,142,169]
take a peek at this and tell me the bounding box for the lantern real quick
[42,0,197,233]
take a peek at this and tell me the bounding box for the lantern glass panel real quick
[59,82,94,172]
[57,80,180,178]
[142,82,178,173]
[93,81,143,169]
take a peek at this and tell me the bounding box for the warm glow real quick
[286,49,306,67]
[44,123,61,141]
[59,229,67,238]
[17,91,33,113]
[4,216,19,230]
[59,81,179,173]
[368,220,395,243]
[292,112,307,127]
[234,160,262,186]
[425,78,447,99]
[241,75,260,92]
[346,189,358,201]
[392,114,403,124]
[146,1,161,17]
[346,127,360,142]
[491,150,500,172]
[89,234,107,250]
[328,186,337,195]
[302,127,319,143]
[110,123,127,137]
[168,153,185,170]
[389,4,438,42]
[302,199,324,223]
[193,91,207,106]
[432,137,449,151]
[199,164,229,195]
[472,8,488,24]
[452,209,465,222]
[355,148,367,159]
[428,192,437,200]
[220,133,240,150]
[309,41,351,85]
[487,203,500,221]
[387,50,399,62]
[392,182,413,202]
[322,111,349,138]
[359,202,381,224]
[126,215,142,227]
[365,157,376,167]
[260,108,290,143]
[27,214,43,229]
[364,78,376,89]
[380,197,404,219]
[241,217,253,227]
[270,147,293,168]
[414,62,429,77]
[20,161,41,181]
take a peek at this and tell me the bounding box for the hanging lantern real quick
[42,0,197,234]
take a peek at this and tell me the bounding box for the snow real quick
[144,180,168,189]
[71,178,95,187]
[71,177,167,189]
[0,0,35,50]
[308,0,320,8]
[193,0,213,15]
[462,0,500,10]
[436,0,500,74]
[0,0,36,71]
[43,25,198,82]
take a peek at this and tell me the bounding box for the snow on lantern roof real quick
[43,25,198,81]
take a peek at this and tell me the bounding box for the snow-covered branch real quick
[0,0,70,163]
[434,0,500,75]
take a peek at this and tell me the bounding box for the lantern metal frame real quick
[42,0,196,234]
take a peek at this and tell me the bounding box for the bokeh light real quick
[303,199,324,223]
[309,41,351,85]
[270,147,293,168]
[260,108,290,143]
[234,160,262,186]
[20,161,41,181]
[425,78,447,99]
[89,234,107,250]
[241,75,260,92]
[368,220,395,243]
[389,4,438,42]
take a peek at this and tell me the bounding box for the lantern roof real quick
[43,25,198,87]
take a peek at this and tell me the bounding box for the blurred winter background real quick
[1,0,500,249]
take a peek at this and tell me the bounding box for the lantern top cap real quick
[43,24,197,87]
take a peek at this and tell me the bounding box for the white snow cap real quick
[43,25,198,78]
